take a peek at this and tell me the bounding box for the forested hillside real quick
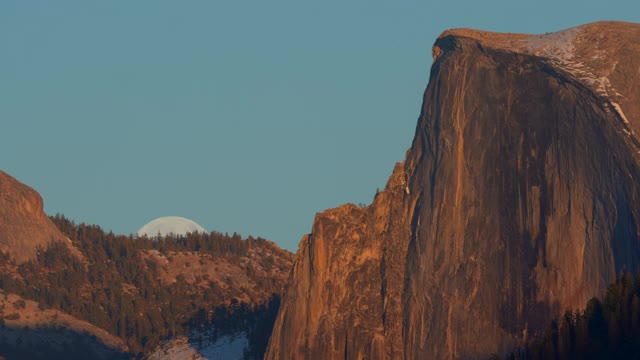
[0,214,292,358]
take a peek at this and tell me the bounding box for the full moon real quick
[137,216,207,237]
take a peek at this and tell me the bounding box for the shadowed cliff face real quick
[267,21,640,359]
[0,171,71,263]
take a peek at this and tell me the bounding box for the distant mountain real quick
[266,21,640,359]
[0,170,293,359]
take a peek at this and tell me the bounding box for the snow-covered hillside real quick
[147,329,248,360]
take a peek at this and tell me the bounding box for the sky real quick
[1,1,638,251]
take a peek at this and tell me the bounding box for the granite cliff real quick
[0,171,72,263]
[266,21,640,359]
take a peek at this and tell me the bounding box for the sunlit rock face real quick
[266,21,640,359]
[0,171,70,263]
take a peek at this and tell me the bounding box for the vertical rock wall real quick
[267,22,640,359]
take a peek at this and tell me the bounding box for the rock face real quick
[266,21,640,359]
[0,171,69,263]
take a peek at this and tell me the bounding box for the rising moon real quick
[137,216,207,237]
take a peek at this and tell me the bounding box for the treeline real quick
[51,214,270,258]
[0,214,285,358]
[186,295,281,359]
[501,271,640,360]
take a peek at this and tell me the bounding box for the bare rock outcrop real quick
[266,21,640,359]
[0,171,71,263]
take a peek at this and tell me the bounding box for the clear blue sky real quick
[1,1,638,251]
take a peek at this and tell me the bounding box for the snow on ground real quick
[148,330,248,360]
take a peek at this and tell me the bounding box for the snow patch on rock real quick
[611,102,630,125]
[527,27,579,63]
[525,27,610,97]
[524,26,632,131]
[525,27,606,93]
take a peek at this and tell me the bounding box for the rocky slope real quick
[266,21,640,359]
[0,171,72,263]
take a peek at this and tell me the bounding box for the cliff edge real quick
[0,171,71,263]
